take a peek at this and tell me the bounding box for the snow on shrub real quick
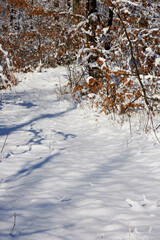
[72,0,160,114]
[0,44,17,90]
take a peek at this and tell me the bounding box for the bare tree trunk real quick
[87,0,97,15]
[54,0,59,8]
[73,0,80,14]
[86,0,100,78]
[67,0,71,8]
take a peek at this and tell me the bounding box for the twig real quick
[150,113,160,144]
[1,134,8,154]
[128,222,131,236]
[128,114,132,136]
[10,212,16,236]
[155,124,160,131]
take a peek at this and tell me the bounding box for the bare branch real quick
[10,212,16,236]
[1,134,8,154]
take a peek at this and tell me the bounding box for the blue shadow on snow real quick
[0,105,76,136]
[5,153,60,183]
[53,130,76,140]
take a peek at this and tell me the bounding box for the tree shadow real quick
[0,105,76,136]
[4,153,60,183]
[53,130,76,140]
[16,101,38,108]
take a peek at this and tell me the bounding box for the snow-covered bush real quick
[1,0,85,72]
[72,0,160,115]
[0,44,17,90]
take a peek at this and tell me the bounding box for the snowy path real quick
[0,68,160,240]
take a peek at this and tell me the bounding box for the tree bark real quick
[73,0,80,14]
[86,0,100,78]
[87,0,97,15]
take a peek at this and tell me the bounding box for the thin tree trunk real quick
[73,0,80,14]
[87,0,97,15]
[86,0,100,78]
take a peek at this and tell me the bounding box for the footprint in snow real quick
[126,195,160,212]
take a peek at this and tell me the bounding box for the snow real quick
[0,67,160,240]
[155,57,160,67]
[0,44,8,56]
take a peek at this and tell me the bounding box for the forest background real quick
[0,0,160,120]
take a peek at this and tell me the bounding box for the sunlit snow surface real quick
[0,67,160,240]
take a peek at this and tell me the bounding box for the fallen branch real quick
[1,134,8,154]
[10,212,16,236]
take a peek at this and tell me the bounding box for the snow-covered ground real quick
[0,67,160,240]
